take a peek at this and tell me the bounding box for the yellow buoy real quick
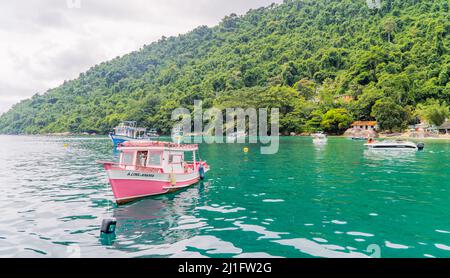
[243,147,249,153]
[63,143,69,148]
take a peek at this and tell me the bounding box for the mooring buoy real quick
[100,218,117,234]
[199,164,205,180]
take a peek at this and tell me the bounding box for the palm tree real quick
[383,18,397,43]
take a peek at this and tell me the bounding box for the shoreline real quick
[1,133,450,141]
[377,133,450,140]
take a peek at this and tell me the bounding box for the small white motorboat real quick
[312,132,327,143]
[365,139,424,150]
[147,128,159,138]
[226,131,247,143]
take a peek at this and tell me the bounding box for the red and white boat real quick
[98,141,209,204]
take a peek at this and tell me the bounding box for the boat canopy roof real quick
[115,122,146,132]
[118,141,198,151]
[438,121,450,130]
[118,121,137,126]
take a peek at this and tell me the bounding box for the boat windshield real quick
[147,152,162,166]
[121,152,134,165]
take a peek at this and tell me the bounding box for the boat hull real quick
[364,143,418,150]
[109,134,152,146]
[103,165,201,204]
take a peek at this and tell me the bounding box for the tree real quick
[371,98,409,132]
[281,62,298,86]
[416,99,449,126]
[1,0,450,135]
[378,73,412,104]
[306,110,323,132]
[383,18,397,43]
[259,86,300,114]
[320,108,352,134]
[351,86,383,120]
[293,78,316,100]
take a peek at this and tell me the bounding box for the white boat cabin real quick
[117,142,198,174]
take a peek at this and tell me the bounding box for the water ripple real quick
[0,136,449,257]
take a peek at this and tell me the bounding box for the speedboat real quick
[109,121,149,146]
[365,139,424,150]
[98,141,209,205]
[226,131,247,143]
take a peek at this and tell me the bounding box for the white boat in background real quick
[147,128,159,138]
[109,121,149,146]
[365,139,424,150]
[226,131,247,143]
[312,132,327,143]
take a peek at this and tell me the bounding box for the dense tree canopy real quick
[1,0,449,135]
[371,97,410,132]
[416,99,449,126]
[321,108,352,134]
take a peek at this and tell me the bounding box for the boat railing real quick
[135,166,163,173]
[119,141,198,150]
[96,161,121,166]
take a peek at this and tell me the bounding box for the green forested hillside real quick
[1,0,450,134]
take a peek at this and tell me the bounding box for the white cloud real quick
[0,0,282,113]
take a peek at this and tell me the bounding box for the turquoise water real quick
[0,135,449,258]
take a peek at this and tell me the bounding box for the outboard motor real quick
[199,164,205,180]
[417,142,425,151]
[100,218,117,234]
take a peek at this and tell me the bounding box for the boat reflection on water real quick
[112,181,209,221]
[363,149,418,163]
[114,198,166,221]
[104,181,210,250]
[312,139,327,152]
[313,141,327,151]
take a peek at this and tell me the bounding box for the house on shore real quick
[350,121,378,131]
[344,121,378,138]
[437,121,450,134]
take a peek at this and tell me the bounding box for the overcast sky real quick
[0,0,282,113]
